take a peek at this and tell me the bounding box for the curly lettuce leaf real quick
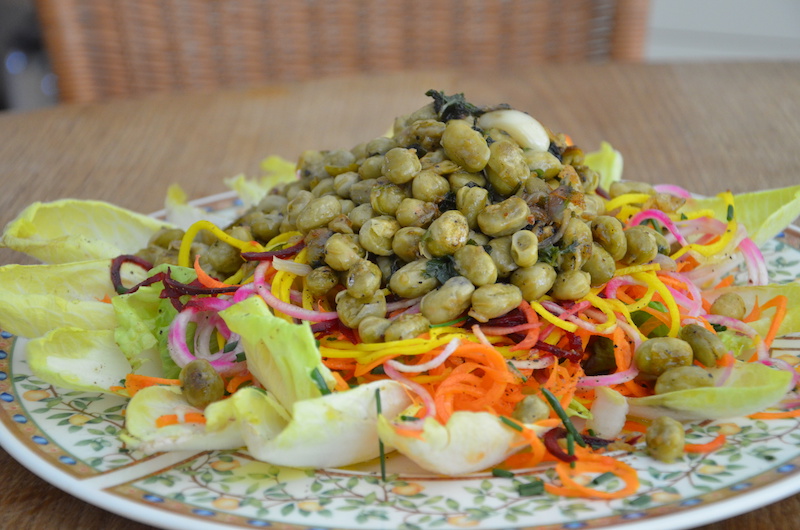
[681,184,800,246]
[206,380,411,468]
[219,296,336,410]
[121,385,243,453]
[112,264,196,377]
[1,199,173,263]
[0,259,147,338]
[27,328,159,393]
[584,141,623,192]
[224,155,297,208]
[627,362,793,421]
[377,411,549,476]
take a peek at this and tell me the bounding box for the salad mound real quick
[2,91,800,499]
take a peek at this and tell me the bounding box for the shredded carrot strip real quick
[226,372,254,394]
[716,353,735,368]
[331,371,351,391]
[544,452,640,499]
[155,412,207,428]
[749,409,800,420]
[124,374,181,397]
[742,296,762,323]
[714,276,735,289]
[684,432,727,453]
[760,295,788,348]
[623,420,649,433]
[510,300,540,351]
[194,255,234,288]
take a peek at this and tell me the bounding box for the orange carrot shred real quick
[684,432,727,453]
[124,374,181,397]
[194,255,234,288]
[749,409,800,420]
[155,412,207,428]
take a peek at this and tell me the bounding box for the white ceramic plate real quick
[1,193,799,530]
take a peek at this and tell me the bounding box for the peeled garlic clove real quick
[477,109,550,153]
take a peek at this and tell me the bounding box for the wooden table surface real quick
[1,62,799,529]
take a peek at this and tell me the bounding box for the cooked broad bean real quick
[384,314,431,342]
[583,336,617,375]
[511,395,550,423]
[358,316,392,343]
[395,198,437,228]
[349,178,379,205]
[370,179,407,216]
[424,210,470,257]
[365,136,397,156]
[148,227,186,249]
[392,227,426,262]
[655,365,714,394]
[205,225,252,275]
[559,217,593,271]
[310,177,336,198]
[679,323,727,366]
[590,215,627,261]
[303,228,333,266]
[485,139,529,196]
[411,169,450,203]
[359,216,401,256]
[456,185,490,229]
[328,213,354,234]
[477,196,531,237]
[634,337,694,376]
[358,155,385,180]
[710,292,747,320]
[469,283,523,322]
[523,150,563,179]
[453,244,497,286]
[305,266,339,297]
[345,259,382,299]
[550,270,591,300]
[382,147,421,184]
[257,194,288,213]
[486,236,519,278]
[348,203,374,231]
[180,359,225,409]
[448,169,487,191]
[582,243,616,286]
[609,180,654,198]
[510,230,539,268]
[420,276,475,324]
[510,262,557,301]
[324,233,365,271]
[296,195,342,233]
[333,171,360,199]
[389,259,439,298]
[646,416,685,463]
[285,190,313,226]
[622,225,659,265]
[441,119,491,172]
[336,290,387,329]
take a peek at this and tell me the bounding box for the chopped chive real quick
[500,416,524,432]
[680,213,688,220]
[566,431,576,469]
[540,388,586,448]
[711,323,728,332]
[517,479,545,496]
[310,367,331,395]
[223,340,239,353]
[590,471,616,486]
[235,352,247,363]
[399,415,420,422]
[726,204,734,221]
[375,389,386,481]
[430,315,468,328]
[492,468,515,478]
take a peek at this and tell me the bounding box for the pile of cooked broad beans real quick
[137,92,692,344]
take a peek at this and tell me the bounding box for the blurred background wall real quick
[1,0,799,111]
